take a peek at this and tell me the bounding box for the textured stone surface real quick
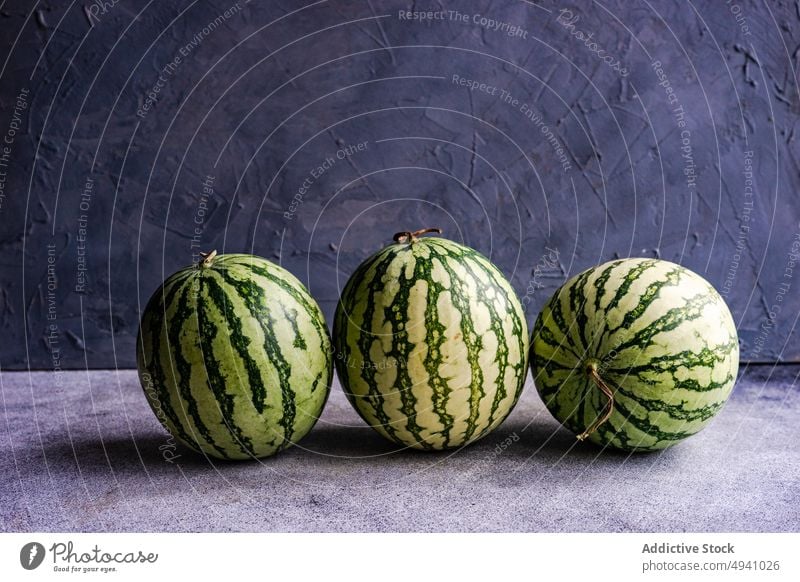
[1,367,797,532]
[0,1,798,370]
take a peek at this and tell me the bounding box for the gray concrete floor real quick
[1,366,798,532]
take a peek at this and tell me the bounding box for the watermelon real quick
[333,228,529,450]
[531,258,739,452]
[136,251,333,460]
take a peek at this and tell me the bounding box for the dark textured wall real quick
[0,0,798,370]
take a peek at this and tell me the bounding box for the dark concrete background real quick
[0,0,798,370]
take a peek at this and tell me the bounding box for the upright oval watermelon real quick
[136,251,333,460]
[531,258,739,452]
[333,229,529,450]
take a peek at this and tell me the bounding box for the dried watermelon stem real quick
[393,228,442,244]
[577,360,615,441]
[198,250,217,269]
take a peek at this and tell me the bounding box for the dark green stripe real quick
[420,257,455,447]
[213,270,296,447]
[602,259,659,317]
[429,250,484,443]
[597,397,696,447]
[592,260,622,313]
[335,247,404,444]
[452,248,525,434]
[139,275,201,453]
[607,340,737,393]
[614,383,726,423]
[604,265,683,339]
[282,306,308,350]
[608,291,718,356]
[533,353,583,376]
[203,273,269,415]
[233,262,329,355]
[569,268,593,351]
[168,280,232,459]
[380,246,430,449]
[548,286,584,357]
[533,315,582,361]
[195,275,256,457]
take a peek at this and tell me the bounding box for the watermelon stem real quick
[393,228,442,244]
[198,250,217,269]
[577,361,615,441]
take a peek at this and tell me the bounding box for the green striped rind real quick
[136,254,333,460]
[531,258,739,452]
[333,236,529,450]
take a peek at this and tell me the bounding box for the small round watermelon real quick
[531,258,739,452]
[333,228,529,450]
[136,251,333,460]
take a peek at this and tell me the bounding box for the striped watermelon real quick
[136,251,333,460]
[333,229,529,450]
[531,258,739,452]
